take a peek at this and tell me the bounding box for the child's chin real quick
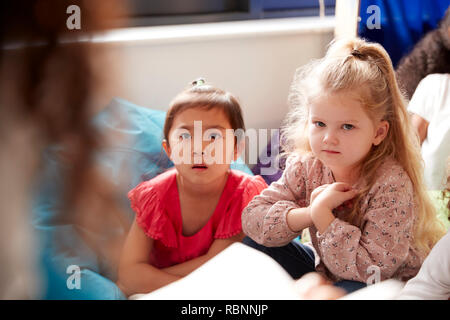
[318,157,342,167]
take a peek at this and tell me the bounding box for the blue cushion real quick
[32,97,253,299]
[40,256,126,300]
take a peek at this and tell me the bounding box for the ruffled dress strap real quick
[214,172,268,239]
[128,178,178,248]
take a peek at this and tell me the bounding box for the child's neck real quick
[176,171,230,199]
[330,165,361,186]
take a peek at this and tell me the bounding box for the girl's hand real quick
[311,182,357,212]
[310,183,330,205]
[116,280,129,297]
[309,183,357,234]
[294,272,346,300]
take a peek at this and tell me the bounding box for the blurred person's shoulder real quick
[417,73,450,88]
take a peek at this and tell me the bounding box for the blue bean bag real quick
[32,97,253,300]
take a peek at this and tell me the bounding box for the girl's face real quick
[163,107,238,186]
[308,92,388,174]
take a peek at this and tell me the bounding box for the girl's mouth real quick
[323,150,340,154]
[192,164,208,170]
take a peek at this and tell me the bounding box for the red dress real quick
[128,168,267,268]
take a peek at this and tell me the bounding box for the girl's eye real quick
[342,124,354,130]
[179,132,191,140]
[314,121,326,128]
[205,129,223,140]
[208,132,222,140]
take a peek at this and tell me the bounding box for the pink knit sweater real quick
[242,154,425,283]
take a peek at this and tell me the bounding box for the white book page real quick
[130,242,300,300]
[130,242,406,300]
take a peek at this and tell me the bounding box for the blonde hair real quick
[282,37,446,254]
[444,157,450,215]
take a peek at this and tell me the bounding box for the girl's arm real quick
[286,207,313,232]
[309,183,357,233]
[162,233,245,277]
[242,155,313,247]
[314,166,417,283]
[116,219,182,296]
[290,182,351,233]
[410,113,429,145]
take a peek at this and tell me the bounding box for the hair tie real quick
[191,78,206,86]
[351,49,364,59]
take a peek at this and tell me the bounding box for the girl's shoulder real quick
[128,168,177,206]
[377,156,407,175]
[284,153,326,178]
[146,167,177,185]
[136,167,177,193]
[370,157,413,192]
[228,170,268,195]
[127,168,179,248]
[284,152,320,167]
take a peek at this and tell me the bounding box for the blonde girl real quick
[242,38,446,293]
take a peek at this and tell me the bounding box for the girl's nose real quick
[323,131,338,145]
[193,141,207,155]
[192,139,205,156]
[192,148,204,165]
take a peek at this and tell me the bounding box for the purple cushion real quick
[251,131,284,185]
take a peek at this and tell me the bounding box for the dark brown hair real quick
[163,82,246,144]
[396,6,450,100]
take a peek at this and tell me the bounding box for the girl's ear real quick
[162,139,171,157]
[373,120,389,146]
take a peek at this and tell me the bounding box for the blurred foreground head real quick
[0,0,126,298]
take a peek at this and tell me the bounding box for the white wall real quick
[94,16,335,131]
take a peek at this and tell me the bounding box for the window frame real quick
[115,0,336,28]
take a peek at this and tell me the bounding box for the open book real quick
[130,242,404,300]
